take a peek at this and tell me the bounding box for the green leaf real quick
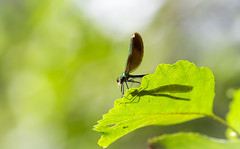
[226,89,240,139]
[93,60,215,147]
[148,132,240,149]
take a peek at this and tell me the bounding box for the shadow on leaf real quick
[123,84,193,103]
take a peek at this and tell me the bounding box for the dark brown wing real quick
[124,32,144,73]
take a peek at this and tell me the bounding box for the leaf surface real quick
[226,89,240,139]
[148,132,240,149]
[94,60,215,147]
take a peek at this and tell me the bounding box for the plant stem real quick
[207,114,240,138]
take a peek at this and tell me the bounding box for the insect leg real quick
[121,84,124,97]
[127,79,141,84]
[125,81,129,89]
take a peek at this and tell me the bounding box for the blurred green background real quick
[0,0,240,149]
